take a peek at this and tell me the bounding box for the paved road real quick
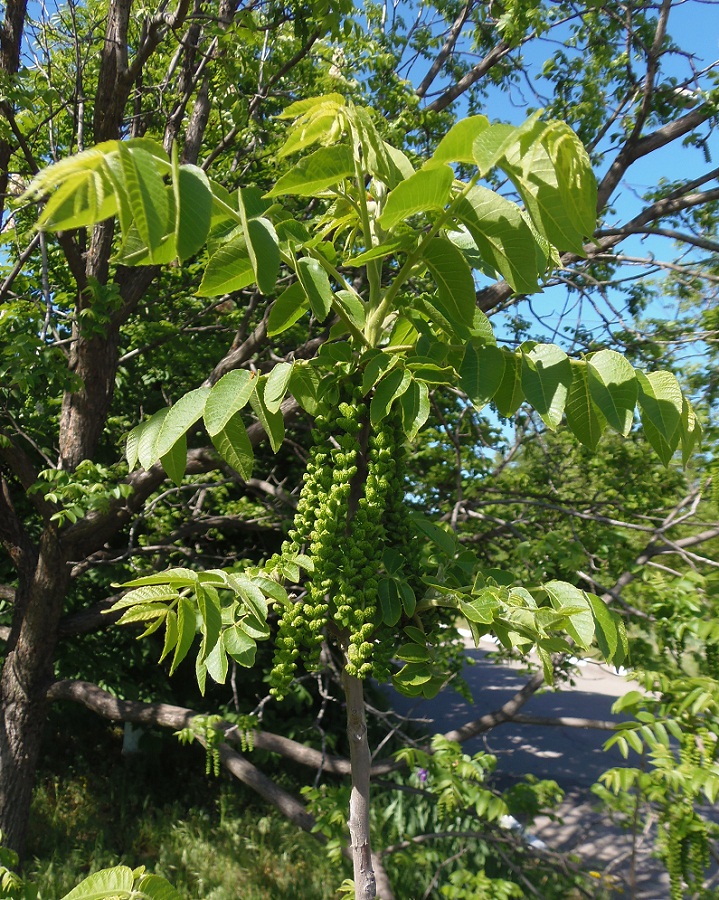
[383,641,671,898]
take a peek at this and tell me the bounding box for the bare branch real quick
[416,0,475,99]
[425,39,512,113]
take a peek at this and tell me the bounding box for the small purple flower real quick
[417,768,428,782]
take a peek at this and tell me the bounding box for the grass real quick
[25,715,346,900]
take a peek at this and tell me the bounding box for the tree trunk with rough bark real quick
[0,532,70,858]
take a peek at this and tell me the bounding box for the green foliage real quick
[598,671,719,898]
[28,462,132,526]
[0,834,36,900]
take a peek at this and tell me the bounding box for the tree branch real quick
[425,39,512,113]
[416,0,475,99]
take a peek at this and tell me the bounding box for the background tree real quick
[2,0,719,896]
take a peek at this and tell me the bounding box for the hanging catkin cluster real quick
[268,381,419,698]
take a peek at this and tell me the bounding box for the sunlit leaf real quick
[297,257,333,321]
[176,164,213,260]
[459,341,505,411]
[264,362,294,414]
[455,185,541,292]
[637,370,684,465]
[210,412,254,479]
[198,232,255,296]
[521,342,572,430]
[422,237,476,329]
[155,387,210,460]
[370,366,411,426]
[493,350,524,417]
[378,165,454,231]
[250,385,285,452]
[160,433,187,486]
[118,143,169,258]
[223,626,257,667]
[265,144,354,197]
[565,359,606,450]
[587,349,638,436]
[204,370,257,437]
[429,115,490,167]
[267,281,309,336]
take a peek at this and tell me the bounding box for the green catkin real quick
[270,387,363,695]
[270,386,420,695]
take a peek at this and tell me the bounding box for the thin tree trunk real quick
[344,671,376,900]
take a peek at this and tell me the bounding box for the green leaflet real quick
[459,341,505,411]
[379,579,402,627]
[521,342,572,430]
[422,237,477,329]
[587,349,638,436]
[160,609,179,663]
[118,143,170,260]
[238,187,279,294]
[154,387,210,460]
[288,363,322,414]
[223,625,257,667]
[362,350,399,394]
[493,350,524,417]
[264,362,294,413]
[565,359,606,451]
[226,572,269,622]
[543,121,597,245]
[136,408,169,471]
[455,185,541,293]
[543,581,594,650]
[160,433,187,486]
[276,92,347,121]
[378,164,454,231]
[198,232,255,296]
[429,115,490,167]
[399,378,430,440]
[296,257,333,321]
[204,370,257,436]
[125,424,141,472]
[204,635,228,684]
[472,122,516,176]
[135,873,185,900]
[120,568,198,588]
[588,593,627,666]
[175,164,213,261]
[60,865,135,900]
[346,236,412,267]
[370,366,411,426]
[500,118,596,254]
[278,113,339,158]
[248,218,280,295]
[197,584,222,663]
[637,370,684,466]
[267,281,309,336]
[265,144,354,197]
[210,412,254,480]
[396,643,430,663]
[37,165,118,232]
[681,397,702,464]
[172,596,198,674]
[250,383,285,452]
[334,290,366,329]
[353,106,408,187]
